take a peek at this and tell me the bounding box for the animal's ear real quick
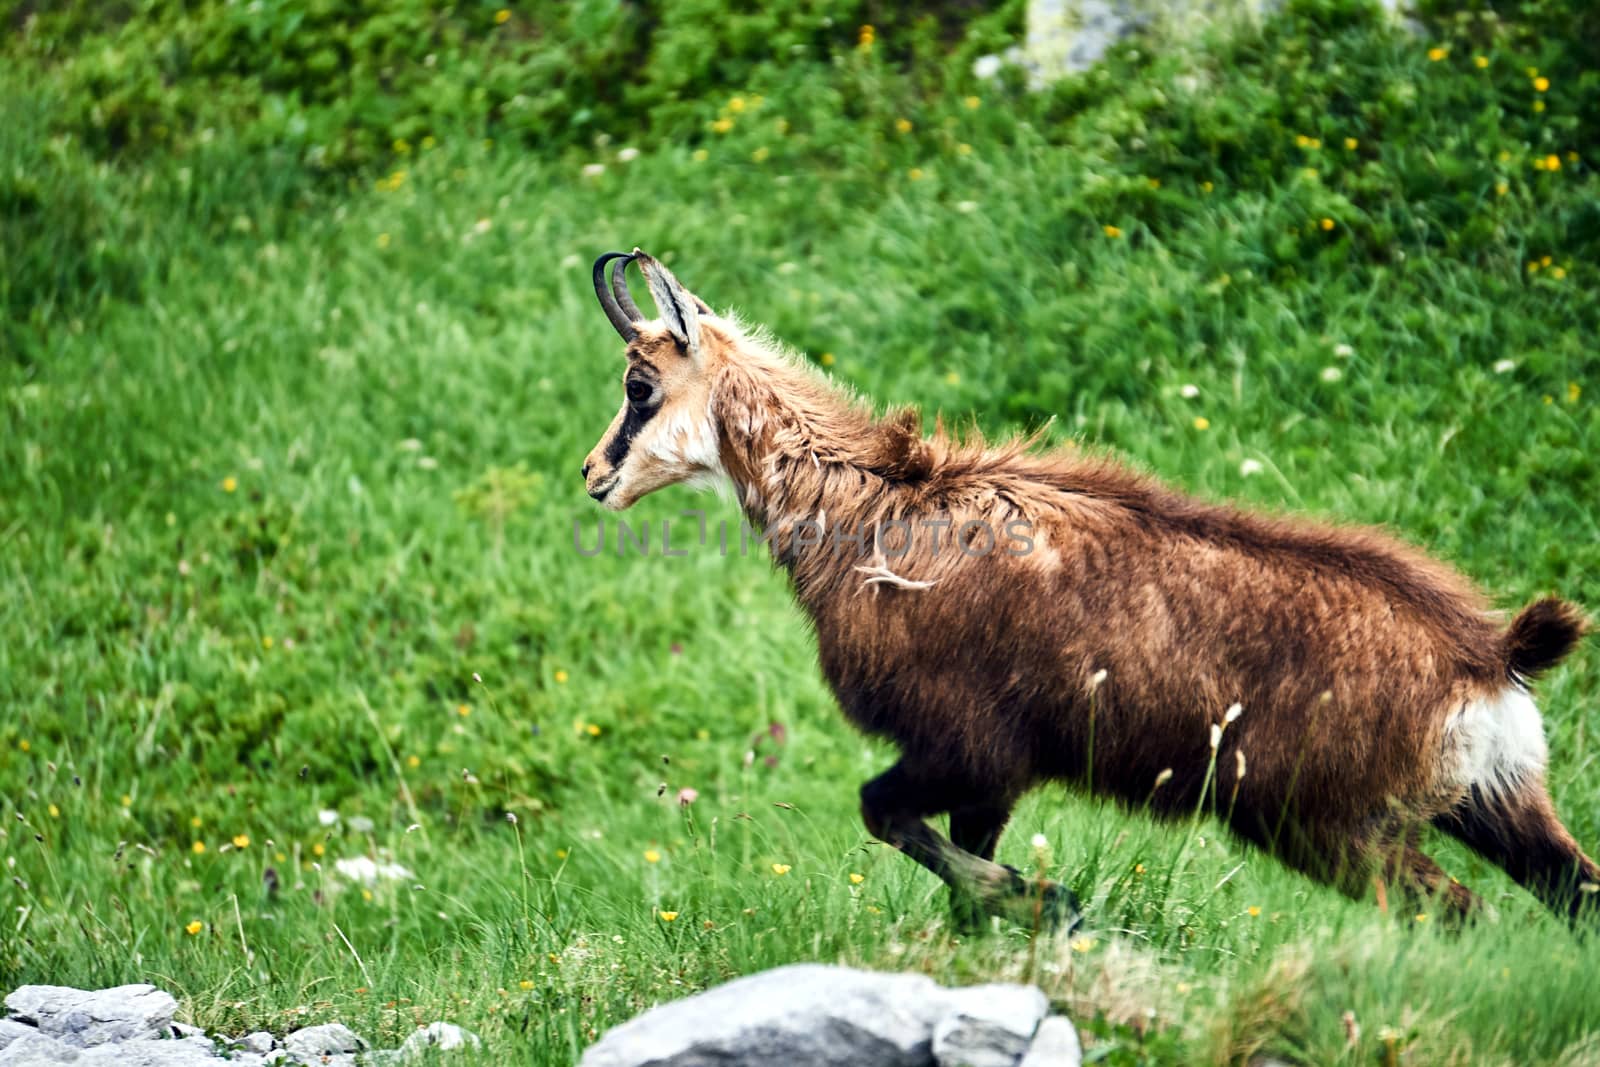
[633,249,708,360]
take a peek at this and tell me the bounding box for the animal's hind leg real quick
[862,762,1076,932]
[1384,844,1481,923]
[1434,780,1600,925]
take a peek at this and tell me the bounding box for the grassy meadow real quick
[3,2,1599,1063]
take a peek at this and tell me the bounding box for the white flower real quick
[1493,359,1516,374]
[1087,668,1108,692]
[334,856,415,886]
[1224,702,1243,724]
[956,200,979,214]
[1239,458,1263,477]
[1179,383,1200,399]
[1320,366,1343,382]
[616,146,640,163]
[1333,343,1354,358]
[1209,723,1222,749]
[318,809,340,826]
[1030,833,1050,850]
[581,163,606,178]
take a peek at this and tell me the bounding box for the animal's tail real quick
[1503,597,1588,680]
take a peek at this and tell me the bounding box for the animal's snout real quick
[581,462,592,480]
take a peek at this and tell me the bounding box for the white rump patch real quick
[1444,687,1548,797]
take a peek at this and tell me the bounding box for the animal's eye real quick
[625,379,655,405]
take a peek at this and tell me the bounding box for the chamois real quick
[581,248,1597,929]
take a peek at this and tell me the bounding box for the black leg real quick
[950,804,1012,862]
[861,762,1076,932]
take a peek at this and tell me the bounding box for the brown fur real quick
[583,254,1598,927]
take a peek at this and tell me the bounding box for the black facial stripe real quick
[604,400,657,468]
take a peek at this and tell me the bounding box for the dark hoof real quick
[950,876,1082,935]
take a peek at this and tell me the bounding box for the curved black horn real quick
[592,251,638,342]
[609,255,645,323]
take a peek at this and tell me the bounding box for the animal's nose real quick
[581,462,592,480]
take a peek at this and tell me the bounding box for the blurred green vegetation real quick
[2,0,1598,1063]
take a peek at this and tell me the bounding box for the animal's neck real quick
[712,349,926,579]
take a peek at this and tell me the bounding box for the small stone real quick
[282,1024,366,1061]
[0,1032,81,1066]
[4,987,178,1048]
[235,1034,276,1055]
[932,983,1049,1067]
[1017,1017,1083,1067]
[398,1024,480,1060]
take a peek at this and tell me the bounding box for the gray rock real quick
[235,1034,277,1056]
[282,1025,366,1061]
[931,984,1049,1067]
[1017,1017,1082,1067]
[0,1033,82,1066]
[4,987,178,1048]
[398,1024,480,1059]
[76,1036,223,1067]
[0,1022,40,1054]
[579,964,1054,1067]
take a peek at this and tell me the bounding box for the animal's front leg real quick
[861,762,1078,932]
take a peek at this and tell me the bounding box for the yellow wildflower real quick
[729,97,746,114]
[1070,936,1096,952]
[420,135,435,151]
[586,723,601,736]
[858,24,875,48]
[1135,863,1146,874]
[1427,47,1447,62]
[377,233,391,249]
[820,353,836,367]
[18,740,28,752]
[850,873,865,884]
[644,849,662,864]
[121,794,132,807]
[1193,416,1211,431]
[494,9,510,24]
[964,96,980,110]
[1534,100,1546,113]
[261,636,273,650]
[908,167,924,181]
[944,371,960,385]
[1320,217,1335,231]
[956,142,972,156]
[1201,181,1213,193]
[362,889,373,902]
[1248,905,1261,917]
[185,921,203,935]
[1103,224,1122,238]
[1545,154,1561,171]
[1344,137,1359,150]
[1474,55,1489,69]
[519,980,534,991]
[1568,382,1581,403]
[48,804,59,818]
[1415,913,1429,923]
[407,755,420,768]
[1551,266,1567,280]
[692,149,709,163]
[192,841,206,854]
[712,118,734,135]
[1496,181,1509,196]
[1534,76,1550,92]
[1148,177,1161,189]
[751,147,769,163]
[659,911,679,922]
[191,816,202,828]
[457,703,471,717]
[232,834,249,849]
[221,476,238,493]
[895,117,913,134]
[772,863,792,876]
[312,842,325,856]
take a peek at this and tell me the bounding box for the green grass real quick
[3,4,1599,1063]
